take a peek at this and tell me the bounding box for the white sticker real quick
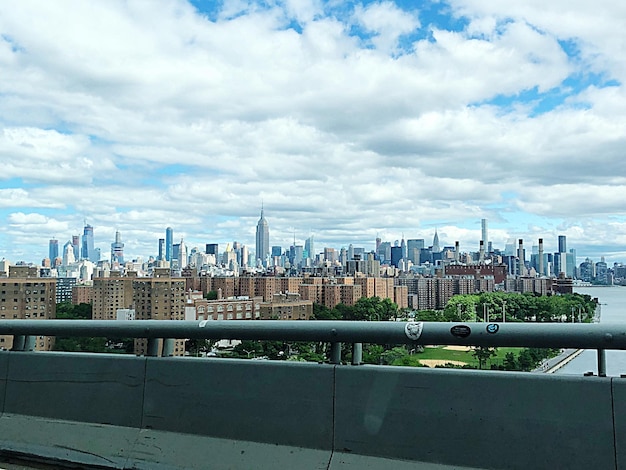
[199,320,208,328]
[405,321,424,341]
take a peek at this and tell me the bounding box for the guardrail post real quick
[11,335,26,351]
[351,342,362,365]
[146,338,160,357]
[162,338,175,357]
[597,349,607,377]
[330,342,341,364]
[24,336,36,351]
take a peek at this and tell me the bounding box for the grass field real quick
[410,346,522,368]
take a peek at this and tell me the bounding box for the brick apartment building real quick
[0,265,56,351]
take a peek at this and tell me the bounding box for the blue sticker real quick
[486,323,499,334]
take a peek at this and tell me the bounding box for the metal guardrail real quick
[1,319,624,374]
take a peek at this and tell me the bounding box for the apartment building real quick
[0,266,56,351]
[258,293,313,320]
[133,269,186,356]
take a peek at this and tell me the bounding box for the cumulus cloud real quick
[0,0,624,263]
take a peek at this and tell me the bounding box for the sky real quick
[1,0,626,265]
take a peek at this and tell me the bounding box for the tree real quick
[444,295,478,321]
[362,344,385,364]
[349,297,399,321]
[205,291,218,300]
[503,352,518,371]
[380,346,409,365]
[516,349,534,371]
[472,346,497,370]
[312,303,340,320]
[413,310,445,322]
[56,302,92,319]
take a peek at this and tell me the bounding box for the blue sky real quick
[1,0,626,264]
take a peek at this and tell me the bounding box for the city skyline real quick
[29,219,614,268]
[1,2,626,264]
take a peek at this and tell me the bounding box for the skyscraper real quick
[158,238,165,261]
[390,246,402,267]
[49,239,59,262]
[305,236,315,260]
[178,238,187,269]
[206,244,219,256]
[111,231,124,264]
[558,235,567,253]
[255,207,269,266]
[481,219,488,247]
[407,239,424,264]
[165,227,174,262]
[432,230,440,253]
[72,235,80,261]
[81,224,96,261]
[63,241,75,266]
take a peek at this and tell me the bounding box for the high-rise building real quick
[49,239,59,262]
[390,246,402,268]
[133,270,187,356]
[158,238,165,261]
[558,235,567,253]
[407,239,424,264]
[178,239,187,269]
[205,244,219,256]
[241,245,249,267]
[172,244,180,267]
[432,230,440,253]
[377,242,391,263]
[324,247,337,264]
[92,274,134,320]
[0,267,56,351]
[481,219,488,247]
[56,277,77,304]
[63,241,76,265]
[165,227,174,262]
[305,236,315,261]
[255,207,270,266]
[292,245,304,268]
[81,224,96,261]
[72,235,80,261]
[111,231,124,264]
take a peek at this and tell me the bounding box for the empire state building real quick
[255,207,270,267]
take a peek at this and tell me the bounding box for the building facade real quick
[255,208,270,266]
[0,266,56,351]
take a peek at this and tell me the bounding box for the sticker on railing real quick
[199,320,208,328]
[450,325,471,338]
[486,323,499,334]
[405,322,424,341]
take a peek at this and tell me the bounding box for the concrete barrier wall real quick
[0,351,621,469]
[612,380,626,470]
[333,366,615,470]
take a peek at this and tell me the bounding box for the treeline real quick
[54,302,133,353]
[312,296,398,321]
[439,291,597,323]
[230,293,595,370]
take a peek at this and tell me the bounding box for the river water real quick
[554,286,626,376]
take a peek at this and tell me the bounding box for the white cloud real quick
[0,0,625,264]
[353,2,419,53]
